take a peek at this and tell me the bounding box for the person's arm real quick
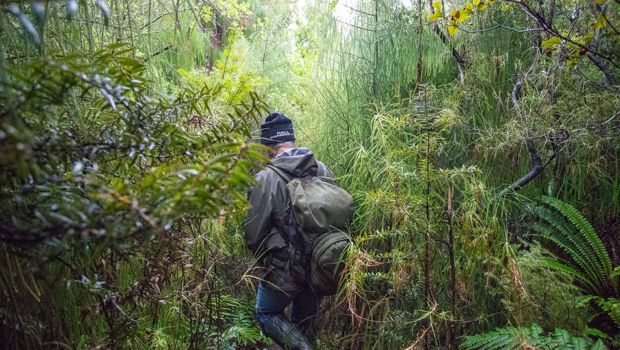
[244,171,273,253]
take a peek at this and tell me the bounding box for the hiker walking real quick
[245,112,354,350]
[245,112,327,349]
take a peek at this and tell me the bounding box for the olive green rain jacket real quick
[244,148,332,295]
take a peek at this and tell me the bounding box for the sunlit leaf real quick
[541,36,562,49]
[429,11,444,22]
[447,24,458,37]
[591,15,607,30]
[432,1,442,13]
[459,8,471,23]
[580,34,594,45]
[449,10,460,22]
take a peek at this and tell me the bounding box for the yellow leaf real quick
[477,1,487,11]
[449,9,460,22]
[594,0,606,4]
[591,16,606,30]
[541,36,561,49]
[581,34,594,44]
[466,3,473,11]
[501,4,512,11]
[429,11,444,22]
[460,8,472,22]
[451,8,470,24]
[473,0,480,6]
[433,1,442,12]
[567,50,581,68]
[447,24,458,37]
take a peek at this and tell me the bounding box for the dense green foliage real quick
[0,0,618,349]
[461,324,608,350]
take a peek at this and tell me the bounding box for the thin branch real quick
[335,19,374,32]
[587,53,617,86]
[497,139,551,197]
[506,0,619,69]
[339,3,375,17]
[511,77,523,117]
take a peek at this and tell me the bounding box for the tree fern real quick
[461,324,609,350]
[532,197,618,297]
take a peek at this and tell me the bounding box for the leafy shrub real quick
[0,41,267,348]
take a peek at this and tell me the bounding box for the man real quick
[245,112,333,350]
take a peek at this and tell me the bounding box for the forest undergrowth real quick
[0,1,618,349]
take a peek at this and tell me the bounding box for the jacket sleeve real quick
[244,170,290,256]
[244,170,273,253]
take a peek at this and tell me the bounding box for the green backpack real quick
[267,165,354,296]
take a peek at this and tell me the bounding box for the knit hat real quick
[260,112,295,145]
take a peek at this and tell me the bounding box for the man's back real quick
[245,112,326,350]
[245,147,332,293]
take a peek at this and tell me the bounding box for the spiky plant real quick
[532,196,619,298]
[461,324,608,350]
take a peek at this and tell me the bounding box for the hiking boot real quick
[262,314,314,350]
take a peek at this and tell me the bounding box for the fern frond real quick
[592,297,620,328]
[541,196,613,287]
[532,206,603,282]
[461,324,609,350]
[533,197,616,296]
[460,326,520,350]
[532,221,605,293]
[533,206,596,266]
[551,328,572,348]
[591,339,610,350]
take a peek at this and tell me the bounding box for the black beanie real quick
[260,112,295,145]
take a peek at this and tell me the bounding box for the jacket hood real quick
[269,147,318,178]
